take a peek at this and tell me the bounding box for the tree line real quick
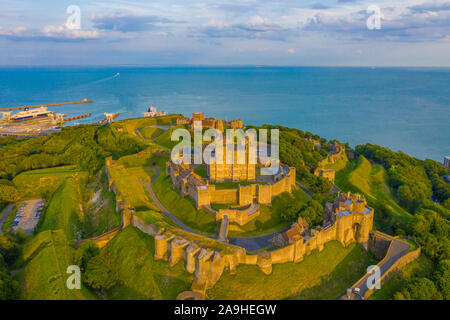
[0,125,146,205]
[355,143,449,300]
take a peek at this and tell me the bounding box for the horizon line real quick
[1,64,450,69]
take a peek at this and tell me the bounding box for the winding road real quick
[143,168,195,234]
[142,164,297,251]
[295,181,314,197]
[351,235,411,299]
[0,203,15,233]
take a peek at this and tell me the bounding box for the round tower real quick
[357,209,374,249]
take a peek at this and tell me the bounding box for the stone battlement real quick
[167,160,296,221]
[176,113,244,132]
[141,192,373,296]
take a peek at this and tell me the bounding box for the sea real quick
[0,66,448,162]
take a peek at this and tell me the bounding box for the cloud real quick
[91,12,181,33]
[304,4,450,42]
[0,24,99,42]
[211,3,257,14]
[409,1,450,13]
[287,48,295,53]
[310,3,331,10]
[192,16,299,41]
[42,25,100,40]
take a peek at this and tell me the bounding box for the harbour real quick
[0,99,99,137]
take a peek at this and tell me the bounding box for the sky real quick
[0,0,449,66]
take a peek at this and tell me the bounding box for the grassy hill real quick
[38,178,83,239]
[333,155,412,229]
[106,152,177,229]
[11,165,124,239]
[16,229,97,300]
[108,163,158,212]
[137,126,165,140]
[112,115,178,136]
[6,116,439,301]
[153,125,188,150]
[13,166,87,200]
[91,227,192,300]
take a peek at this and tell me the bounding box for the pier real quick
[64,113,92,122]
[94,112,120,125]
[0,98,93,112]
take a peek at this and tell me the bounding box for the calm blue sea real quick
[0,66,448,161]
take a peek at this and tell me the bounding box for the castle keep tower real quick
[208,140,256,182]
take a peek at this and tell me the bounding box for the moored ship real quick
[10,107,54,122]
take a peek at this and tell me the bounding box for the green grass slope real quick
[97,227,192,300]
[16,229,97,300]
[207,241,376,300]
[108,164,158,212]
[13,166,87,200]
[39,178,83,239]
[334,156,412,229]
[153,125,189,150]
[138,126,165,140]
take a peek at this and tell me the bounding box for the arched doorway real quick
[352,223,361,242]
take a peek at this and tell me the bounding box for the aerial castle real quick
[166,117,296,227]
[166,140,296,210]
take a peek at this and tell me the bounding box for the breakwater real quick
[0,99,93,111]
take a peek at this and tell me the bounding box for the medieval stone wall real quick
[208,186,239,204]
[215,203,260,226]
[257,185,272,204]
[168,164,296,210]
[318,148,345,167]
[238,185,255,206]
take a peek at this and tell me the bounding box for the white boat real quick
[10,107,53,122]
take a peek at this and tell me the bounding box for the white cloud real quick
[0,24,99,41]
[192,15,299,41]
[42,24,99,40]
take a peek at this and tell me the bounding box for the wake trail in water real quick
[69,73,120,91]
[88,73,120,85]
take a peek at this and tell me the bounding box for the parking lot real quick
[12,199,45,234]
